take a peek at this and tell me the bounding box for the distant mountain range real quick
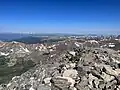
[13,36,66,44]
[0,33,30,41]
[117,35,120,39]
[1,33,117,44]
[12,36,47,44]
[0,33,66,44]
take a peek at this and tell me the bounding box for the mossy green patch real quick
[0,56,35,84]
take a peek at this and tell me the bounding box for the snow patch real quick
[0,52,9,56]
[75,42,80,47]
[29,87,35,90]
[69,51,76,56]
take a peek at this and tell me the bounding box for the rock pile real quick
[1,47,120,90]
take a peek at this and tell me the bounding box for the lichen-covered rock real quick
[51,77,71,90]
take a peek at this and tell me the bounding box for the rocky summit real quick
[1,39,120,90]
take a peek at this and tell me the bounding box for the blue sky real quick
[0,0,120,34]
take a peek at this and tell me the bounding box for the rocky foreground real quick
[1,40,120,90]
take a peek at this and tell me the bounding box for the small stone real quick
[75,84,90,90]
[101,72,115,82]
[44,77,52,86]
[51,77,71,90]
[69,51,76,56]
[106,80,117,89]
[70,63,76,68]
[88,73,98,86]
[30,77,34,80]
[77,66,86,77]
[37,84,51,90]
[102,65,120,76]
[29,87,35,90]
[63,69,78,79]
[7,83,12,88]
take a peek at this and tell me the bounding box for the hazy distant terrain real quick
[0,33,85,41]
[0,33,30,41]
[0,33,68,44]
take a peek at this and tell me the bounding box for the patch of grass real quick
[0,56,9,65]
[0,57,36,84]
